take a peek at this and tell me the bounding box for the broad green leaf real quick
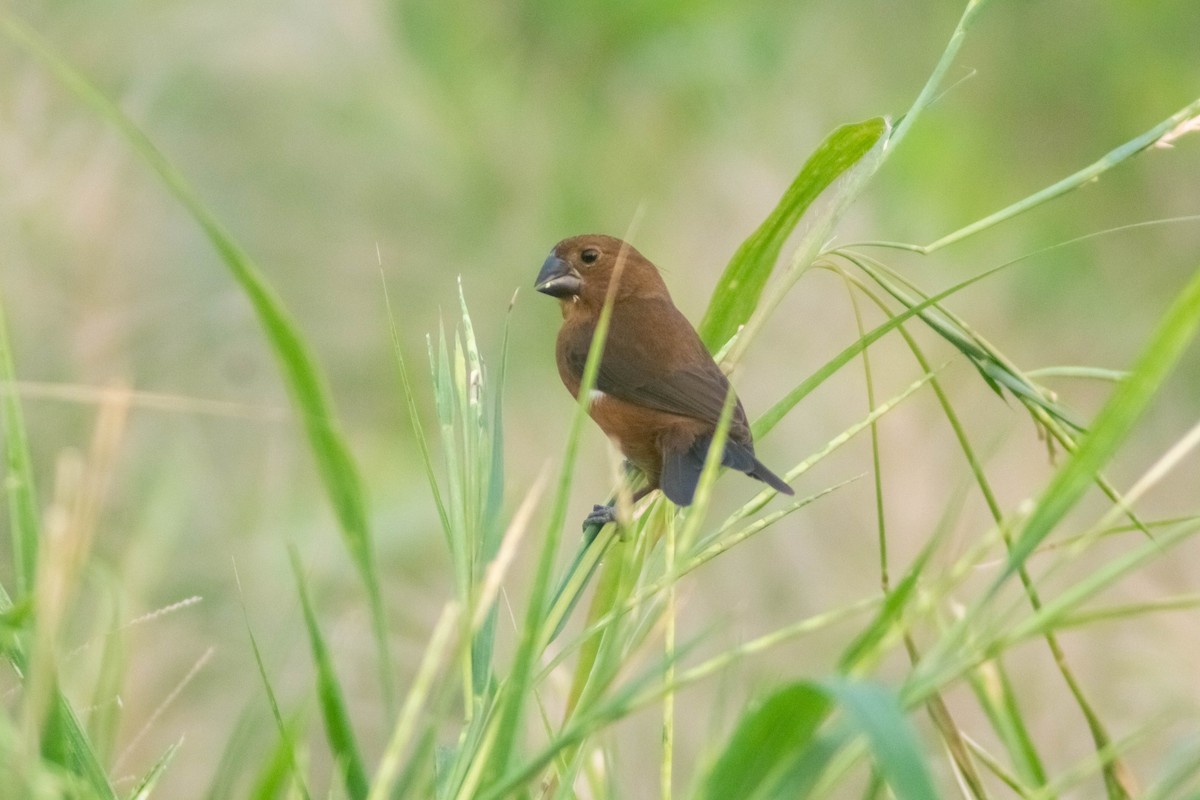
[701,678,936,800]
[823,679,939,800]
[699,683,834,800]
[699,117,887,351]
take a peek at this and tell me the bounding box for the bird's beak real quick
[534,255,582,298]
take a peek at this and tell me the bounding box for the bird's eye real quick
[580,248,600,265]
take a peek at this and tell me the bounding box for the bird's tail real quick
[749,458,793,496]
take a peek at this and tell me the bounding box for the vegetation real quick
[1,1,1199,797]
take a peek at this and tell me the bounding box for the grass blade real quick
[824,679,939,800]
[237,565,313,800]
[128,738,182,800]
[384,275,452,544]
[698,682,834,800]
[0,276,115,800]
[1002,264,1200,578]
[0,12,393,712]
[0,283,39,598]
[918,97,1200,253]
[288,546,367,800]
[699,117,887,351]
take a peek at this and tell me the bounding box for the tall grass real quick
[3,0,1200,797]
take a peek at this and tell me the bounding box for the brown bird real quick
[535,234,793,528]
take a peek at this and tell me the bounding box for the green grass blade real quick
[837,559,925,677]
[384,276,452,544]
[370,603,462,800]
[480,289,514,566]
[698,682,834,800]
[247,717,309,800]
[0,12,393,712]
[127,738,182,800]
[919,96,1200,253]
[1002,264,1200,579]
[0,282,39,597]
[288,546,368,800]
[839,250,1083,430]
[0,269,115,800]
[753,259,1007,440]
[969,660,1049,790]
[238,567,313,800]
[823,679,939,800]
[698,117,887,351]
[474,237,638,794]
[38,694,119,800]
[1003,518,1200,648]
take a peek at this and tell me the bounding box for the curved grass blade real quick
[384,276,451,545]
[698,117,887,351]
[699,678,936,800]
[0,13,393,711]
[824,679,939,800]
[699,682,834,800]
[839,250,1084,430]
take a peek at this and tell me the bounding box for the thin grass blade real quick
[238,567,313,800]
[127,738,182,800]
[0,273,114,800]
[288,546,367,800]
[384,276,451,543]
[247,717,309,800]
[0,283,39,597]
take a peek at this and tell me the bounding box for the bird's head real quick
[534,234,668,310]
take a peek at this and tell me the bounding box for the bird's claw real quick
[582,503,617,532]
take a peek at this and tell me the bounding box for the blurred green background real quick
[2,0,1199,795]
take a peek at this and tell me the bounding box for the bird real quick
[534,233,793,528]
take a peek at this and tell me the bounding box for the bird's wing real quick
[562,312,749,432]
[600,360,743,427]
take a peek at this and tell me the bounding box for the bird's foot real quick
[582,503,617,534]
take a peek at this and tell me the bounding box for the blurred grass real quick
[1,0,1199,797]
